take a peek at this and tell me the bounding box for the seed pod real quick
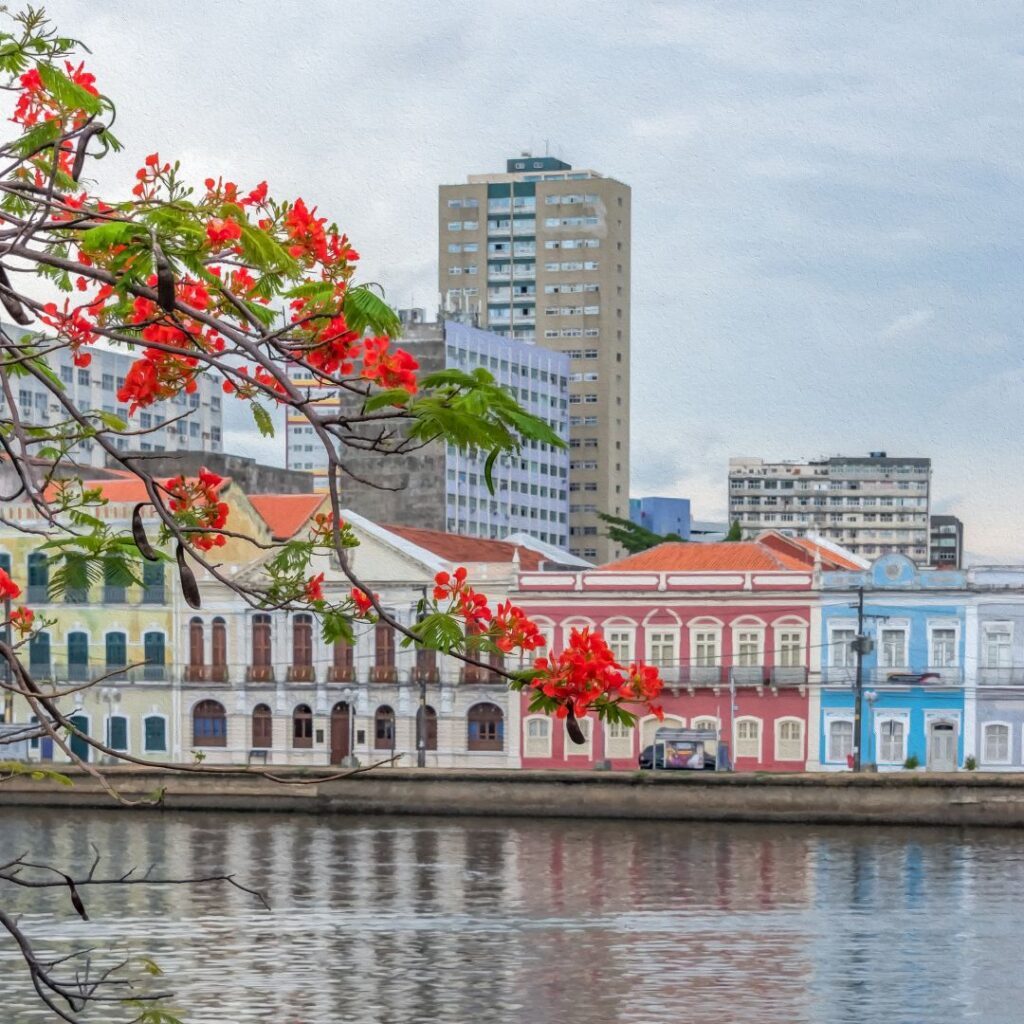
[0,265,32,326]
[176,543,201,610]
[565,704,586,746]
[64,876,89,921]
[131,503,159,561]
[152,241,176,312]
[70,122,105,182]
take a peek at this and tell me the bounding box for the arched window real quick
[331,638,354,681]
[67,631,89,681]
[252,704,273,748]
[143,632,165,681]
[106,715,128,751]
[879,719,906,763]
[143,715,167,753]
[27,552,48,602]
[467,702,504,751]
[291,614,314,681]
[374,705,395,749]
[373,622,395,681]
[189,617,204,667]
[734,718,761,760]
[524,716,551,758]
[28,631,50,675]
[292,704,313,749]
[250,614,273,681]
[105,632,127,677]
[211,617,227,681]
[775,718,804,762]
[193,700,226,747]
[984,723,1010,764]
[419,705,438,751]
[828,720,853,763]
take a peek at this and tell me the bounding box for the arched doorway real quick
[927,720,957,771]
[330,702,351,764]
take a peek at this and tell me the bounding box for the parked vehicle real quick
[639,728,719,770]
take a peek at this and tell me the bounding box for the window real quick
[984,723,1010,764]
[467,702,504,751]
[880,629,907,668]
[374,706,395,749]
[193,700,226,747]
[27,551,48,601]
[930,628,957,667]
[606,629,633,663]
[982,626,1012,668]
[105,632,127,670]
[106,715,128,752]
[144,632,165,679]
[143,715,167,753]
[830,629,855,667]
[605,720,633,759]
[776,719,803,761]
[67,631,89,681]
[29,631,51,673]
[648,631,675,667]
[293,614,313,668]
[251,704,273,748]
[524,716,551,758]
[374,622,395,668]
[292,704,313,749]
[252,614,272,667]
[693,630,719,666]
[211,617,226,673]
[189,617,204,668]
[777,631,804,667]
[878,719,905,763]
[736,631,761,667]
[828,720,853,762]
[734,719,761,760]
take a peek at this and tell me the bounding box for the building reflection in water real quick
[1,809,1023,1023]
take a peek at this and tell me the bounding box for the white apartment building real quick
[728,452,931,561]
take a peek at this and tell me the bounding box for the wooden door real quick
[330,703,350,763]
[928,723,957,771]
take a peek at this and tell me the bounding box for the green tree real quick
[725,520,743,542]
[598,512,684,555]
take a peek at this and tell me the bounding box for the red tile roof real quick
[384,524,546,570]
[601,541,813,573]
[786,536,863,571]
[249,493,327,540]
[46,477,152,503]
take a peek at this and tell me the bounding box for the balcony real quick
[141,586,166,605]
[771,666,808,689]
[979,668,1024,686]
[27,585,48,603]
[684,665,725,687]
[246,665,276,683]
[327,665,356,683]
[410,667,441,685]
[143,665,166,682]
[731,666,767,688]
[184,664,209,682]
[286,665,316,683]
[369,665,398,684]
[460,666,502,685]
[103,585,126,603]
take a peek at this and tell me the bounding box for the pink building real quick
[513,532,861,772]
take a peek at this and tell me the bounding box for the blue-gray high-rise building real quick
[629,496,691,539]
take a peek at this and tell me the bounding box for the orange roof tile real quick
[600,541,812,573]
[249,493,327,540]
[45,477,151,503]
[384,524,546,570]
[787,536,863,571]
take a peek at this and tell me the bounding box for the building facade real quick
[439,155,631,563]
[287,319,570,547]
[13,344,223,467]
[629,496,692,539]
[729,452,931,562]
[930,514,964,568]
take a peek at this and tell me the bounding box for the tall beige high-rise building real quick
[439,155,631,564]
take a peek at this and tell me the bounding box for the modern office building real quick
[629,496,691,539]
[288,318,571,548]
[728,452,932,561]
[10,342,223,467]
[438,154,631,563]
[930,514,964,568]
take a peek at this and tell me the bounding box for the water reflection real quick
[0,808,1019,1023]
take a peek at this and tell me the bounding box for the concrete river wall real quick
[5,767,1024,827]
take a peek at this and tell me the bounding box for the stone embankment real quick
[4,767,1024,827]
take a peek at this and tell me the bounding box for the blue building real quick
[816,554,967,771]
[629,496,691,540]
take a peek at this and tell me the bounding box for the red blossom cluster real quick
[38,285,113,367]
[221,364,287,399]
[12,61,97,128]
[132,153,170,201]
[0,568,20,600]
[10,607,34,636]
[433,567,491,630]
[532,626,664,720]
[304,573,325,603]
[362,336,419,394]
[206,216,241,246]
[350,588,375,617]
[164,468,229,550]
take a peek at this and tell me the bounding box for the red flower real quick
[351,587,375,617]
[361,336,419,394]
[10,607,34,635]
[305,573,325,603]
[206,217,242,246]
[0,568,21,600]
[164,472,230,550]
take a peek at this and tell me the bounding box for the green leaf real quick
[251,402,274,438]
[80,221,143,252]
[483,448,499,496]
[37,63,103,116]
[343,284,402,337]
[238,223,298,275]
[98,411,127,431]
[363,388,411,412]
[14,118,61,156]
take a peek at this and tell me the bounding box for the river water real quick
[0,807,1020,1024]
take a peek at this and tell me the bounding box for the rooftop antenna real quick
[544,138,549,156]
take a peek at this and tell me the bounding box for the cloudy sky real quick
[38,1,1024,561]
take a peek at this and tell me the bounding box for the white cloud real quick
[880,309,935,341]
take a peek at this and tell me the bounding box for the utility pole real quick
[853,586,865,772]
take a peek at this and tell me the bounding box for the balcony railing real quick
[245,665,275,683]
[731,666,768,688]
[327,665,356,683]
[286,665,316,683]
[143,665,166,682]
[369,665,398,684]
[771,666,809,688]
[410,667,441,684]
[460,666,502,684]
[27,585,48,603]
[140,586,166,604]
[979,668,1024,686]
[822,665,964,686]
[103,585,126,603]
